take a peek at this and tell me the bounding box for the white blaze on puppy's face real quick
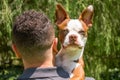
[63,19,87,48]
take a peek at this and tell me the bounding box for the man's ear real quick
[12,44,21,58]
[52,38,58,55]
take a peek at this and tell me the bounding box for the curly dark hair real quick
[12,10,55,55]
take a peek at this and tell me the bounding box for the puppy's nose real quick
[69,34,77,42]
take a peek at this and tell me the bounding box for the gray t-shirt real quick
[17,67,95,80]
[17,67,69,80]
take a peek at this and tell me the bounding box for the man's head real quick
[12,10,57,65]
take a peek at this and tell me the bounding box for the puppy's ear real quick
[55,4,70,29]
[79,5,94,27]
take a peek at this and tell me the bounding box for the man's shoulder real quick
[17,67,69,80]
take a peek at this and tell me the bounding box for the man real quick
[12,10,69,80]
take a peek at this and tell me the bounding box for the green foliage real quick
[0,66,23,80]
[0,0,120,80]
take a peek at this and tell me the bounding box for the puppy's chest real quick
[56,47,84,73]
[61,47,82,60]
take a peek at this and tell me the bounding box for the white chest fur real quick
[56,46,85,74]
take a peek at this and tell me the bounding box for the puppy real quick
[55,4,94,80]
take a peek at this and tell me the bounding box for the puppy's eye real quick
[78,31,85,35]
[63,29,69,35]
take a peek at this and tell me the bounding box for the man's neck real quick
[23,59,55,69]
[22,48,55,69]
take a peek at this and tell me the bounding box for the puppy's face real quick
[55,4,94,48]
[60,19,87,48]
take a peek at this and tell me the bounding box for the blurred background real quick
[0,0,120,80]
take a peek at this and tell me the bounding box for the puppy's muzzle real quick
[69,34,78,44]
